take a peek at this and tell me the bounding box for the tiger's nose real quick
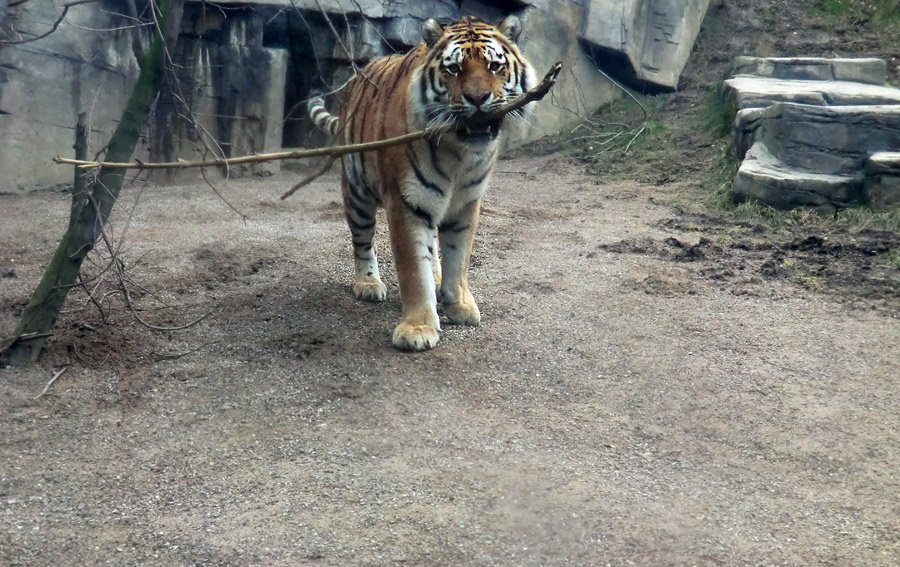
[464,92,490,108]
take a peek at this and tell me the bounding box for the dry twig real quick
[95,226,214,332]
[34,366,69,400]
[54,63,564,171]
[281,156,337,200]
[150,339,220,362]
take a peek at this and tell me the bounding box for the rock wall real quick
[149,5,288,182]
[0,2,140,193]
[0,0,711,193]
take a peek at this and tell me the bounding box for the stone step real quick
[725,55,900,211]
[728,56,887,85]
[733,103,900,174]
[722,76,900,110]
[863,152,900,211]
[733,142,863,210]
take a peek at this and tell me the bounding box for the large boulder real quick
[732,142,862,210]
[732,103,900,210]
[734,103,900,174]
[579,0,712,91]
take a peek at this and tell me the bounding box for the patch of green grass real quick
[715,233,735,246]
[831,206,900,233]
[795,274,825,291]
[759,7,778,27]
[818,0,900,30]
[700,89,738,139]
[708,195,900,234]
[819,0,856,18]
[873,0,900,24]
[888,250,900,270]
[676,136,739,210]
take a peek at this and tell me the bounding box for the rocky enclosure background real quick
[0,0,709,192]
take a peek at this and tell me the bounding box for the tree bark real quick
[1,0,185,366]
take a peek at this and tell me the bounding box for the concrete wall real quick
[0,2,140,192]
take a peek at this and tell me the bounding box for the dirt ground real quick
[2,150,899,565]
[3,1,900,565]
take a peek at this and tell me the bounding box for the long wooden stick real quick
[53,63,564,171]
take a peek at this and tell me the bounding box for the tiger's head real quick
[414,16,537,146]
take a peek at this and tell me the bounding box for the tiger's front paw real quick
[354,279,387,302]
[392,322,440,351]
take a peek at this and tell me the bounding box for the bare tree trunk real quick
[1,0,185,366]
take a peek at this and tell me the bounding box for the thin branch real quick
[200,162,248,220]
[595,66,648,122]
[150,339,219,362]
[97,219,214,332]
[55,62,564,171]
[124,0,146,60]
[34,366,70,400]
[314,0,376,89]
[281,156,336,200]
[623,126,647,152]
[78,272,110,323]
[1,0,99,45]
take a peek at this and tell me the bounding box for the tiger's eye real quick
[446,63,461,75]
[489,61,502,72]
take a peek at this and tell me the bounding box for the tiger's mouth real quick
[456,116,503,143]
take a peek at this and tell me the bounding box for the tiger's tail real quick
[307,90,340,138]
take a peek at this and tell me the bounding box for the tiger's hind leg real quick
[343,177,386,303]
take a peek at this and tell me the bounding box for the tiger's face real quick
[417,16,535,145]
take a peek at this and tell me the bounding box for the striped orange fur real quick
[308,16,537,351]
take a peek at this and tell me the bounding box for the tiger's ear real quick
[498,15,522,42]
[421,19,444,47]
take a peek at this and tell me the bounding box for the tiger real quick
[307,15,537,351]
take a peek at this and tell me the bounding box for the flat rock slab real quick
[863,152,900,210]
[733,103,900,174]
[865,151,900,174]
[729,56,887,85]
[733,141,862,210]
[723,76,900,110]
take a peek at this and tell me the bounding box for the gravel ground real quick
[1,154,898,566]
